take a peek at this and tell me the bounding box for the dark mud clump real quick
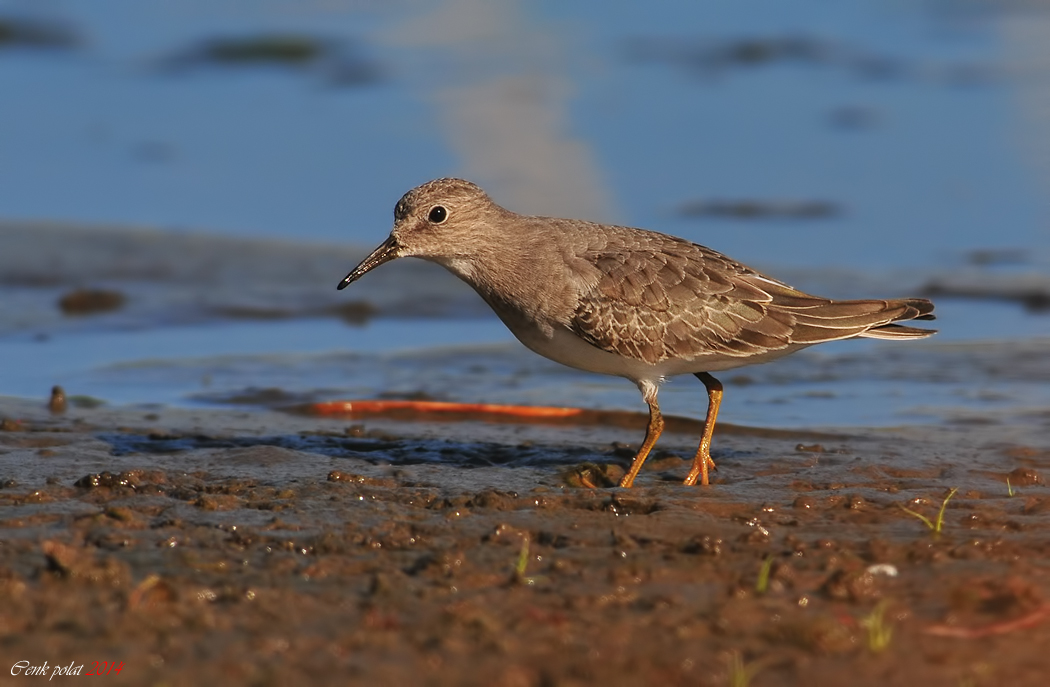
[0,15,79,50]
[58,288,126,316]
[678,198,840,220]
[158,33,383,87]
[921,279,1050,313]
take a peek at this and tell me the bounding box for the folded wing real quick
[569,232,935,365]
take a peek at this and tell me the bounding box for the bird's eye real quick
[428,205,448,224]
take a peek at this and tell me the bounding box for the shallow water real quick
[1,1,1049,430]
[1,222,1048,427]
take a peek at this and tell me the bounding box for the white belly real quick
[496,309,801,386]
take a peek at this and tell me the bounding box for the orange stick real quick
[289,400,818,439]
[305,400,585,419]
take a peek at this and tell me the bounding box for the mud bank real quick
[1,397,1049,686]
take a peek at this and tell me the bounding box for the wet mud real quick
[677,198,840,220]
[57,289,126,317]
[0,222,482,337]
[0,15,79,50]
[921,279,1050,313]
[623,34,1000,86]
[157,33,383,87]
[1,398,1049,686]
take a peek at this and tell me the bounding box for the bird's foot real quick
[682,453,716,487]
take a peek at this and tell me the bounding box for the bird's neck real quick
[430,221,577,329]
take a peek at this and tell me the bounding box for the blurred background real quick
[1,0,1048,428]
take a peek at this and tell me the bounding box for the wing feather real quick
[568,230,934,365]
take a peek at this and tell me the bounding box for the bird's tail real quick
[763,286,937,343]
[856,298,936,339]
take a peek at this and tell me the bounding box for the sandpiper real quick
[338,178,935,488]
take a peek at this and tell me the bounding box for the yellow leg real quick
[618,398,664,488]
[683,372,722,487]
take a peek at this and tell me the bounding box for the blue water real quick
[1,0,1049,426]
[2,1,1046,256]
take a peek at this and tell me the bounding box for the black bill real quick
[337,235,400,290]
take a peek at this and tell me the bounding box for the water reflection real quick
[385,0,616,220]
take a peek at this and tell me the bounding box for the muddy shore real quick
[1,396,1049,685]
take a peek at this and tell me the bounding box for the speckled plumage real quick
[339,178,936,488]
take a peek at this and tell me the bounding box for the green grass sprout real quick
[727,651,762,687]
[514,536,536,585]
[900,487,957,534]
[860,600,893,653]
[755,556,774,595]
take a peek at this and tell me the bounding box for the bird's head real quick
[337,178,498,289]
